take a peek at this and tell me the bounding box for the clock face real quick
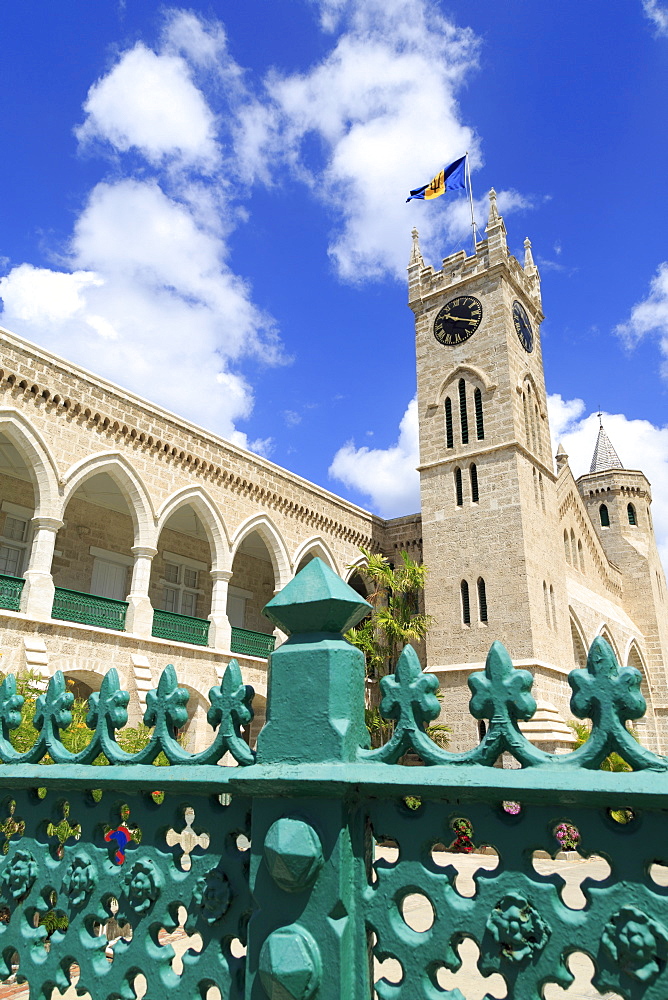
[433,295,483,346]
[513,300,534,353]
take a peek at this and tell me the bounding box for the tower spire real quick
[485,188,507,263]
[590,419,623,473]
[409,227,424,268]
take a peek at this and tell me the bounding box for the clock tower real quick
[409,191,571,748]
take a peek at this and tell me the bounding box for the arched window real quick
[477,577,488,622]
[627,503,637,526]
[533,467,539,506]
[600,504,610,527]
[570,528,577,566]
[523,392,530,447]
[564,530,570,563]
[458,379,469,444]
[550,585,556,629]
[539,473,546,513]
[454,467,463,506]
[445,397,453,449]
[474,388,484,440]
[543,581,550,627]
[534,404,540,454]
[461,580,470,625]
[470,464,479,503]
[578,539,584,572]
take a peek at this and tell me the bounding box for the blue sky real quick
[1,0,668,568]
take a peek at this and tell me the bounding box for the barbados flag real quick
[406,155,467,202]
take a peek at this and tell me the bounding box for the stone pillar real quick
[209,569,232,651]
[271,586,288,648]
[21,516,63,620]
[124,546,157,638]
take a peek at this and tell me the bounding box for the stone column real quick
[21,516,63,620]
[271,587,288,649]
[124,546,157,638]
[209,569,233,651]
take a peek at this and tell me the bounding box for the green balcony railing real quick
[0,573,24,612]
[52,587,127,631]
[152,609,210,647]
[230,626,275,659]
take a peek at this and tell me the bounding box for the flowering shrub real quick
[503,801,521,815]
[450,817,475,854]
[554,822,580,851]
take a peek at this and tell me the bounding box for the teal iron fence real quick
[152,608,211,646]
[0,557,667,999]
[0,574,24,612]
[51,587,128,631]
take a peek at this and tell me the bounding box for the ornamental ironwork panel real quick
[230,626,275,659]
[0,557,667,1000]
[0,574,24,612]
[51,587,128,631]
[152,608,211,646]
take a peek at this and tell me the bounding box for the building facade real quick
[410,191,668,751]
[0,189,665,751]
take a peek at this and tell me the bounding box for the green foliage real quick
[567,719,637,772]
[1,672,177,766]
[346,548,431,681]
[348,548,446,750]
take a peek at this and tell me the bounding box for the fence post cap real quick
[263,558,371,635]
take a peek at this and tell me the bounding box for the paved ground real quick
[2,852,663,998]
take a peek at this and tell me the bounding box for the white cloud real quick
[329,397,420,515]
[615,263,668,378]
[0,12,285,452]
[76,42,220,171]
[0,178,281,440]
[236,0,489,281]
[642,0,668,34]
[548,394,668,572]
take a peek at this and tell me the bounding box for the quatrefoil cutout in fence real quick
[166,807,210,871]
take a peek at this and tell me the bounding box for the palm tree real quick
[346,548,448,748]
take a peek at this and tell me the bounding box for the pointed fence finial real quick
[409,227,424,268]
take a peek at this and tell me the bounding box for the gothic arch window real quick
[550,584,556,629]
[578,539,584,572]
[454,467,463,507]
[445,397,453,449]
[461,579,471,625]
[564,530,570,563]
[599,503,610,527]
[477,577,488,623]
[470,464,479,503]
[458,379,469,445]
[523,391,530,448]
[570,615,587,668]
[534,403,540,455]
[474,387,484,440]
[627,502,637,526]
[570,528,577,566]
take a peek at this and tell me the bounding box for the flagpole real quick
[465,152,477,254]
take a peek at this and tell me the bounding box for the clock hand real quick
[443,313,474,323]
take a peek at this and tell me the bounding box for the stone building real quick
[410,191,668,751]
[0,189,665,751]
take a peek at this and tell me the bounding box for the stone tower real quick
[409,193,571,747]
[576,422,668,732]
